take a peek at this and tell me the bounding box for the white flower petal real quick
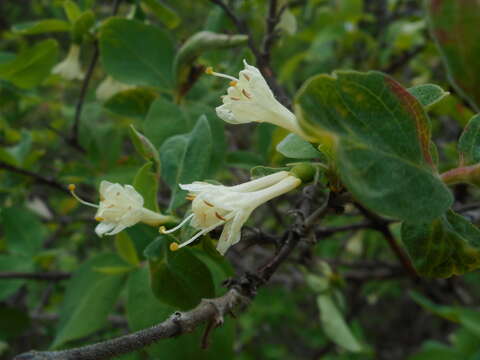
[95,222,116,237]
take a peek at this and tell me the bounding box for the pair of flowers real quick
[72,62,308,255]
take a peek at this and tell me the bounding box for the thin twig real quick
[0,161,69,195]
[0,272,71,281]
[68,0,123,151]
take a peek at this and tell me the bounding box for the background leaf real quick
[426,0,480,112]
[52,253,127,348]
[99,18,174,88]
[143,235,215,310]
[458,114,480,165]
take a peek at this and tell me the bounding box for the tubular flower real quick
[96,76,135,101]
[52,44,85,81]
[207,60,309,139]
[161,171,301,255]
[69,181,174,237]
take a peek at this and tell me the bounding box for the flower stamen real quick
[215,212,226,221]
[175,219,226,250]
[69,184,99,208]
[205,66,238,82]
[229,80,238,87]
[203,200,214,207]
[160,213,195,234]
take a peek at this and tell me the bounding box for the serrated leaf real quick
[52,253,127,348]
[276,133,323,159]
[115,232,140,266]
[295,70,452,222]
[141,0,180,29]
[402,210,480,278]
[408,84,449,110]
[129,125,160,168]
[105,88,156,120]
[133,162,159,212]
[0,39,59,88]
[11,19,71,35]
[458,114,480,165]
[99,18,174,88]
[160,116,212,210]
[317,294,363,352]
[126,267,234,359]
[143,235,215,310]
[426,0,480,111]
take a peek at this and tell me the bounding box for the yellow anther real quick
[95,216,104,221]
[68,184,76,191]
[205,66,214,75]
[159,226,167,233]
[229,80,238,87]
[170,242,180,251]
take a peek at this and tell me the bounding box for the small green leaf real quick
[408,84,449,110]
[141,0,180,29]
[402,210,480,277]
[133,162,159,212]
[295,71,453,222]
[0,39,59,88]
[409,341,463,360]
[52,253,127,348]
[11,19,71,35]
[115,232,140,266]
[129,125,161,169]
[63,0,83,23]
[144,235,215,310]
[458,114,480,165]
[317,294,363,352]
[276,133,323,159]
[99,18,174,88]
[105,88,156,120]
[426,0,480,111]
[160,116,212,210]
[71,10,95,43]
[143,97,189,147]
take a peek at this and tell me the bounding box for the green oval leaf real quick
[143,235,215,310]
[295,70,452,222]
[99,18,174,88]
[276,133,323,159]
[52,253,127,348]
[0,39,59,89]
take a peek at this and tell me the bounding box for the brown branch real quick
[0,271,71,281]
[0,161,69,195]
[14,290,246,360]
[355,204,419,281]
[68,0,123,151]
